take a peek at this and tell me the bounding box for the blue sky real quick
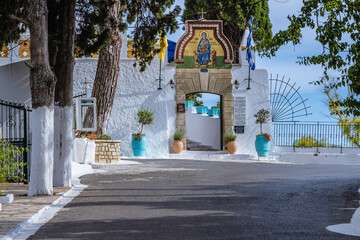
[168,0,336,123]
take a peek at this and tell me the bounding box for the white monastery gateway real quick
[0,19,272,158]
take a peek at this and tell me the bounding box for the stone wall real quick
[95,140,121,163]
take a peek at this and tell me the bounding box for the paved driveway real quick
[29,159,360,239]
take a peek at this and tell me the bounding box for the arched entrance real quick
[175,68,233,150]
[186,92,222,151]
[173,19,235,151]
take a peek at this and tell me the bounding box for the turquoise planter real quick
[185,101,195,108]
[131,135,147,156]
[255,135,270,157]
[208,108,219,116]
[196,106,208,114]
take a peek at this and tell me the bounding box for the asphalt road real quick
[29,159,360,240]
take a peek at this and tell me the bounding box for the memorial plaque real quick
[177,103,185,113]
[234,126,245,134]
[234,97,246,125]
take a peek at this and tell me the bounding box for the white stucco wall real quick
[0,34,272,158]
[186,108,220,150]
[0,60,31,105]
[73,57,176,158]
[231,64,272,157]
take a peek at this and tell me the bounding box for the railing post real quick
[340,123,343,154]
[23,107,29,182]
[316,122,320,153]
[293,122,296,152]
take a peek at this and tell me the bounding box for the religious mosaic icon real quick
[196,32,211,66]
[175,20,233,69]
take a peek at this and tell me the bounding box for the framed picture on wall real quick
[177,103,185,113]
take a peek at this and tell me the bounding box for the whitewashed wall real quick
[231,62,272,157]
[0,35,271,158]
[0,60,31,105]
[186,108,220,150]
[73,58,176,158]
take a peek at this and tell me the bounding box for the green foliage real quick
[259,0,360,116]
[0,0,28,50]
[130,1,181,71]
[136,108,154,134]
[0,141,26,189]
[182,0,272,55]
[75,0,113,57]
[98,134,111,140]
[339,119,360,148]
[254,109,271,134]
[173,130,184,141]
[0,0,180,72]
[212,101,221,109]
[293,136,326,148]
[326,87,360,147]
[186,93,203,106]
[225,131,237,143]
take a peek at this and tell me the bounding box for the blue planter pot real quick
[185,101,195,108]
[196,106,208,114]
[131,135,147,156]
[208,108,219,116]
[255,135,270,157]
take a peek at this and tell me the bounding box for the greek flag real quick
[246,17,255,70]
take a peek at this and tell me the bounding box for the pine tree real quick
[77,0,181,135]
[0,0,57,196]
[48,0,76,188]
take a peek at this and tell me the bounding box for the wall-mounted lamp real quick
[234,80,239,89]
[170,79,175,89]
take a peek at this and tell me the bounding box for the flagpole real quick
[158,59,162,90]
[247,64,251,90]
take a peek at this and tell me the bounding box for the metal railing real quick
[273,122,360,152]
[0,99,31,182]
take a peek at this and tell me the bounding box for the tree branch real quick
[9,14,29,26]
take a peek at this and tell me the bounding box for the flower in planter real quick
[257,133,271,141]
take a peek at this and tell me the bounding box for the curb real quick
[1,183,87,240]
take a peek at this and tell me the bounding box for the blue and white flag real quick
[246,17,255,71]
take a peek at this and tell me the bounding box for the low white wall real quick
[186,108,220,150]
[74,138,95,164]
[272,146,360,165]
[274,146,360,154]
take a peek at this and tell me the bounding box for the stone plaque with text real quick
[234,97,246,125]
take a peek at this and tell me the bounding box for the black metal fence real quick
[0,99,31,182]
[273,122,360,152]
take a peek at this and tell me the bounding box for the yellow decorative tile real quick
[19,40,30,58]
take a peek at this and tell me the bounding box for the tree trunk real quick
[53,0,76,187]
[91,0,122,136]
[28,0,57,196]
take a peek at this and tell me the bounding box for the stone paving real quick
[0,183,69,238]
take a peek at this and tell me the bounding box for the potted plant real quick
[172,130,184,154]
[254,109,271,157]
[225,131,237,154]
[131,108,154,156]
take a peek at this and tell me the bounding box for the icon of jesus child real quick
[196,32,211,66]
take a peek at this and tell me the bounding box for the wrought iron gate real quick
[0,99,31,182]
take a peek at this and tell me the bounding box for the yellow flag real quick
[159,34,168,62]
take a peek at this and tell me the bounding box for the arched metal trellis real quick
[270,74,311,122]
